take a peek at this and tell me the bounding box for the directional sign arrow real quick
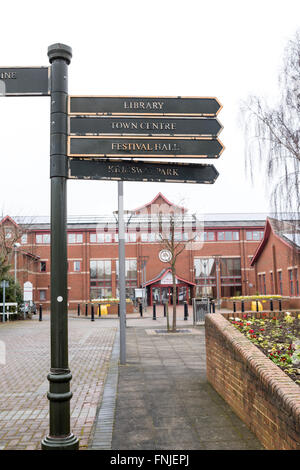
[68,159,219,184]
[68,96,222,116]
[68,136,224,158]
[69,115,223,137]
[0,67,50,96]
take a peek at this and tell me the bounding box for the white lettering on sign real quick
[123,101,164,110]
[111,142,180,152]
[160,272,178,285]
[0,72,17,79]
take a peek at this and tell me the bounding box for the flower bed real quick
[228,312,300,386]
[205,312,300,450]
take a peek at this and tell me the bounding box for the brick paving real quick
[0,305,264,451]
[0,314,117,450]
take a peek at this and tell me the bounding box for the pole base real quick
[41,433,79,450]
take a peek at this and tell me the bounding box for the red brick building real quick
[1,193,273,310]
[250,217,300,297]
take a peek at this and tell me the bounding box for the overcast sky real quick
[0,0,299,218]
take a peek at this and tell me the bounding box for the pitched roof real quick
[0,215,20,228]
[144,267,196,286]
[132,192,186,213]
[250,217,300,266]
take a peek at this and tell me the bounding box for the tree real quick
[157,203,201,332]
[240,30,300,221]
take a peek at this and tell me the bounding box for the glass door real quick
[152,287,161,304]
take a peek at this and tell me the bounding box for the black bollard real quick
[39,304,42,322]
[212,302,215,313]
[270,299,273,312]
[118,303,120,317]
[153,302,156,320]
[163,302,167,317]
[256,300,259,312]
[241,300,245,313]
[77,303,80,316]
[91,304,94,322]
[85,303,88,317]
[98,304,101,317]
[139,302,143,317]
[279,299,282,311]
[233,302,236,313]
[184,301,188,320]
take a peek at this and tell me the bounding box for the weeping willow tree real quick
[240,30,300,220]
[240,30,300,263]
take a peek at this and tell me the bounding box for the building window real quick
[90,260,112,299]
[90,232,112,243]
[216,231,239,241]
[288,269,294,296]
[114,233,119,242]
[40,261,46,272]
[278,271,283,295]
[220,258,242,297]
[36,233,50,244]
[74,261,81,272]
[68,233,83,244]
[141,233,148,242]
[4,228,12,239]
[246,231,264,241]
[270,272,274,295]
[21,233,27,244]
[39,290,46,301]
[295,269,299,296]
[116,259,137,301]
[262,274,266,295]
[194,258,216,297]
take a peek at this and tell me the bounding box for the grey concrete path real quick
[91,319,264,450]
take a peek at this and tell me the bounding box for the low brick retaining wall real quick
[205,313,300,450]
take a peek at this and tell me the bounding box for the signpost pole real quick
[2,284,5,323]
[41,43,79,450]
[118,181,126,365]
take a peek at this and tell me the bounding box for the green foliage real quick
[0,254,11,280]
[0,274,22,304]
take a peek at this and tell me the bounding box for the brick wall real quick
[205,313,300,450]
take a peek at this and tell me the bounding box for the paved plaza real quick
[0,314,117,450]
[0,306,263,450]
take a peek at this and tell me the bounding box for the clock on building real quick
[159,249,172,263]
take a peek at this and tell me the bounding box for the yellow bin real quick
[100,304,110,316]
[251,301,263,311]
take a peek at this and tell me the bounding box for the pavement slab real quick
[104,323,264,451]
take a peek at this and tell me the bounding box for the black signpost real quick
[41,44,79,451]
[0,43,224,452]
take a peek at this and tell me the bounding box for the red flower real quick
[249,329,254,333]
